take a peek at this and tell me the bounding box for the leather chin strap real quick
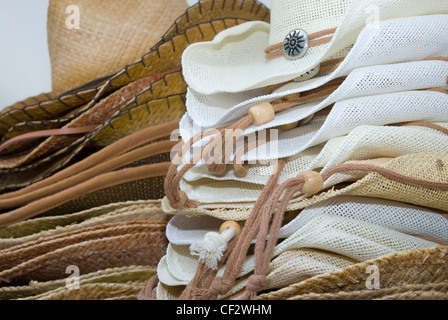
[0,126,98,154]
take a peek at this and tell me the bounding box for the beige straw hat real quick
[259,246,448,300]
[0,265,156,300]
[47,0,189,95]
[0,228,168,286]
[0,200,167,250]
[26,282,148,300]
[0,221,167,272]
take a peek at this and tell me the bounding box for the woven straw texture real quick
[0,0,270,193]
[259,246,448,300]
[0,222,166,272]
[0,224,168,286]
[0,265,155,300]
[47,0,188,95]
[0,200,165,249]
[24,282,148,301]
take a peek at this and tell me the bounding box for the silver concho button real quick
[283,29,309,60]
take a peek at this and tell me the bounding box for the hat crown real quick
[269,0,351,46]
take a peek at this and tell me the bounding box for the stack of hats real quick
[0,0,270,300]
[145,0,448,300]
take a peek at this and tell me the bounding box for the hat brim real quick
[185,14,448,128]
[182,1,448,95]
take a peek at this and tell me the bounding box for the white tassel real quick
[190,227,236,270]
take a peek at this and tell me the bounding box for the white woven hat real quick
[184,56,448,130]
[156,247,355,300]
[177,123,448,206]
[158,213,437,288]
[167,196,448,245]
[180,89,448,168]
[182,0,448,96]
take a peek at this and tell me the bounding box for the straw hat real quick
[0,0,271,193]
[0,265,156,300]
[0,200,167,250]
[26,282,148,300]
[259,246,448,300]
[0,221,167,272]
[47,0,188,95]
[0,226,168,285]
[1,0,270,130]
[182,0,448,95]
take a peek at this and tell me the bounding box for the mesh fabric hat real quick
[183,55,448,130]
[163,151,448,220]
[182,0,448,96]
[156,248,356,300]
[181,90,448,163]
[167,196,448,246]
[183,123,448,187]
[155,213,437,298]
[165,124,448,220]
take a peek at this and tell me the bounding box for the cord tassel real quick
[190,222,241,270]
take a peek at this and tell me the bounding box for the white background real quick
[0,0,270,110]
[0,1,51,109]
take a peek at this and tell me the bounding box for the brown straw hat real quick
[0,265,156,300]
[0,200,167,250]
[0,121,179,227]
[0,226,168,286]
[0,221,167,272]
[0,0,270,193]
[26,282,149,300]
[259,246,448,300]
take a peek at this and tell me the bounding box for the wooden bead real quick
[219,220,241,237]
[249,102,275,126]
[275,121,299,131]
[297,170,323,196]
